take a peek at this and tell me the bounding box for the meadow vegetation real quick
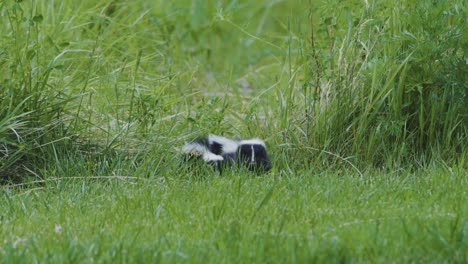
[1,0,467,262]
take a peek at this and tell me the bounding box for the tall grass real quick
[1,0,466,180]
[287,0,467,168]
[1,1,76,180]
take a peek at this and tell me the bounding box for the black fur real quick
[237,143,271,171]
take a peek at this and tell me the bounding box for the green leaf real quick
[32,14,43,23]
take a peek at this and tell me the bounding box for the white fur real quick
[238,138,266,147]
[250,145,255,162]
[183,142,224,162]
[208,134,239,154]
[202,152,224,162]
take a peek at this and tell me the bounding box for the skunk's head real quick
[237,139,272,172]
[181,141,224,172]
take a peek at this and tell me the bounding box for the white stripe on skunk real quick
[182,134,272,172]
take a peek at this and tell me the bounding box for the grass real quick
[1,167,467,263]
[1,0,467,262]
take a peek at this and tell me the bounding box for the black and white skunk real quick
[182,134,272,172]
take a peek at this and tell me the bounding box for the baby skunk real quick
[182,134,272,172]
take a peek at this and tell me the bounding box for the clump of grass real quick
[0,1,138,181]
[291,0,467,169]
[0,1,75,181]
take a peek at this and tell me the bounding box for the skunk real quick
[182,134,272,172]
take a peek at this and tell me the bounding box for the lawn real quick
[1,0,467,263]
[1,167,466,263]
